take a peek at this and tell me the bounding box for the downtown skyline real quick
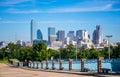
[0,0,120,43]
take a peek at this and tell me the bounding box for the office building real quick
[16,40,25,46]
[76,30,89,41]
[30,19,36,44]
[49,35,57,45]
[48,27,55,36]
[56,30,65,41]
[67,31,75,41]
[48,27,55,44]
[37,29,43,40]
[92,25,103,45]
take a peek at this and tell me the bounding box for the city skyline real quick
[0,0,120,43]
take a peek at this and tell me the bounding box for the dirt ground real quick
[0,63,119,77]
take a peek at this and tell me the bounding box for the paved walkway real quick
[0,63,120,77]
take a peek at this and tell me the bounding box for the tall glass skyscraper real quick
[48,27,55,36]
[56,30,65,41]
[92,25,102,45]
[67,31,75,41]
[48,27,55,45]
[37,29,43,40]
[30,19,36,44]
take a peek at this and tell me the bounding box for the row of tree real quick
[0,42,120,61]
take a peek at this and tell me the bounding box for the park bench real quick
[102,68,110,73]
[84,67,90,72]
[59,67,64,70]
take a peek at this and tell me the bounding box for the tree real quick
[32,42,48,61]
[59,44,76,59]
[0,48,6,59]
[19,47,33,61]
[33,42,47,51]
[111,44,120,58]
[48,48,59,59]
[6,43,21,59]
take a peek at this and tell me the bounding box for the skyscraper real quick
[67,31,75,41]
[37,29,43,40]
[92,25,102,45]
[30,19,36,44]
[48,27,55,45]
[76,30,88,40]
[56,30,65,41]
[48,27,55,36]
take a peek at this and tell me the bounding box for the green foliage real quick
[111,44,120,58]
[19,46,33,61]
[33,42,47,51]
[48,48,59,59]
[60,44,76,59]
[0,43,120,62]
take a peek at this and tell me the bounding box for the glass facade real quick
[37,29,43,40]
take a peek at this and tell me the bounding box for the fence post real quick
[36,62,39,69]
[81,58,85,72]
[30,62,32,68]
[41,62,43,69]
[97,57,103,73]
[59,60,63,70]
[52,60,55,70]
[69,59,72,71]
[46,59,48,69]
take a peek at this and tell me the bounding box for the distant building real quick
[16,40,25,46]
[76,30,89,42]
[67,31,75,41]
[37,29,43,40]
[48,35,57,45]
[0,41,5,46]
[33,39,48,45]
[30,19,36,44]
[64,37,70,45]
[50,41,63,50]
[56,30,65,41]
[48,27,55,45]
[92,25,103,45]
[0,41,7,48]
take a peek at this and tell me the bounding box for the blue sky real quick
[0,0,120,43]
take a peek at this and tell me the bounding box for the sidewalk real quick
[0,63,119,77]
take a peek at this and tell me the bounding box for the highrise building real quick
[48,27,55,45]
[37,29,43,40]
[30,19,36,44]
[49,35,57,45]
[56,30,65,41]
[16,40,25,46]
[92,25,103,45]
[48,27,55,36]
[76,30,88,41]
[67,31,75,41]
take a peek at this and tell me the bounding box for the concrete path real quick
[0,63,119,77]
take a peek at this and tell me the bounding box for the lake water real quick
[28,58,120,72]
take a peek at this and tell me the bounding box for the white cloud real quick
[0,0,31,5]
[0,20,87,24]
[0,21,28,24]
[48,4,114,13]
[5,4,120,14]
[6,8,42,14]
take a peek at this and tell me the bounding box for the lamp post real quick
[106,35,112,59]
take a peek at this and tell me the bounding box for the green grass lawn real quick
[0,58,8,63]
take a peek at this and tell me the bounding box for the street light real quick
[106,35,112,59]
